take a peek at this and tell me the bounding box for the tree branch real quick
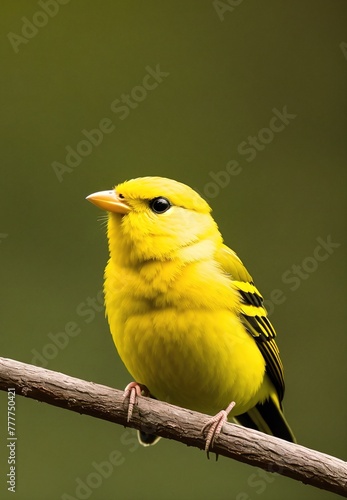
[0,357,346,497]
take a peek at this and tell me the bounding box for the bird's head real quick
[87,176,222,265]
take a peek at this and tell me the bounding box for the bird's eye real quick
[149,197,171,214]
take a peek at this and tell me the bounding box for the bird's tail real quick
[234,394,296,443]
[137,430,161,446]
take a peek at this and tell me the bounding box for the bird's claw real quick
[123,382,149,422]
[201,401,236,457]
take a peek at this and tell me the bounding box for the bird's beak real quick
[86,190,131,214]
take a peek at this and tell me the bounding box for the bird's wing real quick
[215,244,285,403]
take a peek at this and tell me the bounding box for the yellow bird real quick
[87,176,295,448]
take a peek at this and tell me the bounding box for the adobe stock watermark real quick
[61,429,140,500]
[340,42,347,61]
[197,105,297,199]
[7,0,71,54]
[6,389,17,493]
[51,64,169,183]
[213,0,244,22]
[263,235,340,316]
[0,233,9,244]
[31,289,104,367]
[236,463,284,500]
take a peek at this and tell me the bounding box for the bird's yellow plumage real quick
[87,176,295,443]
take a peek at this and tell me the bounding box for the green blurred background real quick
[1,1,346,499]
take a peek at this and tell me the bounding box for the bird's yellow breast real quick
[105,257,267,416]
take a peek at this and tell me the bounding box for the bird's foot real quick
[201,401,236,458]
[123,382,149,422]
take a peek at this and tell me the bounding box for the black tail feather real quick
[235,396,296,443]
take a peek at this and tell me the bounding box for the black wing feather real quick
[216,245,285,403]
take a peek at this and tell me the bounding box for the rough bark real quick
[0,357,346,497]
